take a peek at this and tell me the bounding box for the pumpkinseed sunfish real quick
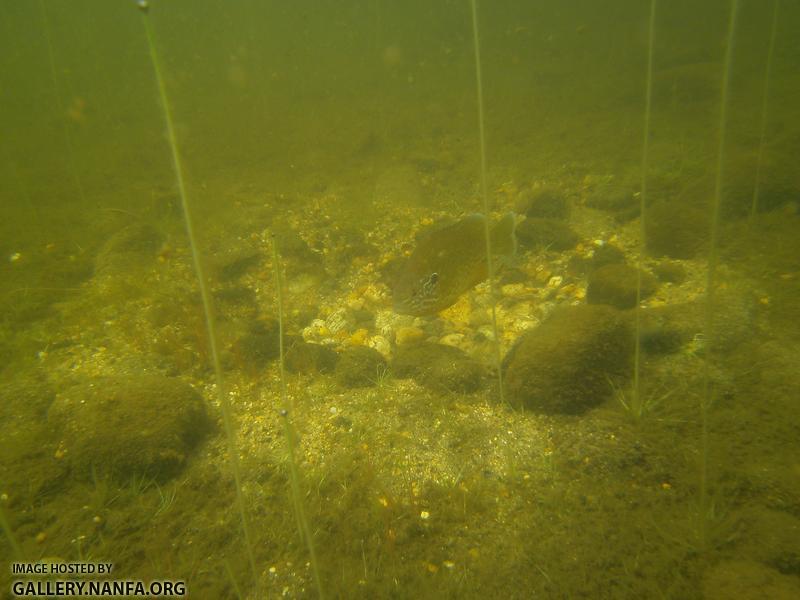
[392,213,517,316]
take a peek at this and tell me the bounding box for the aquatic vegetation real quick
[608,377,676,423]
[749,0,781,221]
[153,482,178,518]
[137,2,256,586]
[699,0,740,553]
[368,362,393,389]
[271,233,323,597]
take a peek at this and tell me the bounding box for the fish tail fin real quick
[491,212,518,257]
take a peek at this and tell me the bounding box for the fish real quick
[392,213,517,316]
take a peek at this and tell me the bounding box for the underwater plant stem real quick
[138,6,257,588]
[39,0,86,206]
[271,235,324,599]
[469,0,505,407]
[634,0,657,416]
[700,0,739,548]
[749,0,780,223]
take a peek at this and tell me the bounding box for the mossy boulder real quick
[392,342,484,393]
[286,339,339,374]
[335,346,387,388]
[515,218,580,251]
[48,375,212,482]
[0,374,66,499]
[503,305,632,414]
[233,319,280,369]
[637,308,686,355]
[638,287,755,355]
[590,244,627,270]
[587,263,659,309]
[585,187,640,222]
[521,187,569,220]
[645,198,709,259]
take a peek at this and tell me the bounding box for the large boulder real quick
[503,305,632,414]
[48,375,212,482]
[392,342,485,394]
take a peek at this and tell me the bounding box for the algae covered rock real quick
[233,319,280,369]
[286,339,339,374]
[335,346,387,388]
[645,199,709,258]
[515,218,579,251]
[586,263,659,309]
[521,187,569,220]
[392,342,485,393]
[48,375,212,482]
[585,186,640,221]
[503,304,632,414]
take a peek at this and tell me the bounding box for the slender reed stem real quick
[271,234,324,599]
[39,0,86,205]
[469,0,505,406]
[749,0,780,223]
[700,0,739,548]
[137,1,257,587]
[634,0,657,416]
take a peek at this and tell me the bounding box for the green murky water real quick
[2,1,799,598]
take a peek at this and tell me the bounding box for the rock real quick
[586,263,659,309]
[645,198,709,259]
[234,319,280,369]
[735,508,800,577]
[503,304,632,414]
[703,560,800,600]
[637,309,685,355]
[395,326,425,346]
[0,373,66,499]
[335,346,387,388]
[516,218,580,251]
[48,375,212,482]
[522,187,569,220]
[585,187,639,222]
[641,287,755,355]
[590,244,627,270]
[285,339,339,374]
[392,342,485,393]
